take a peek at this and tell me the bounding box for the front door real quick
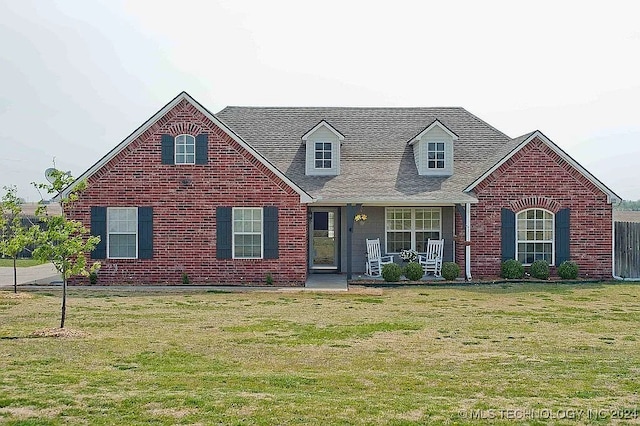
[310,208,339,271]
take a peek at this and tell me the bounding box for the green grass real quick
[1,283,640,424]
[0,258,45,267]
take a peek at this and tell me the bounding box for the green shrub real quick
[265,273,274,285]
[557,261,579,279]
[182,272,190,285]
[381,263,402,282]
[501,259,524,279]
[89,272,98,285]
[529,259,550,279]
[404,262,424,281]
[441,262,460,280]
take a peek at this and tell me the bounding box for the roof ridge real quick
[218,106,468,110]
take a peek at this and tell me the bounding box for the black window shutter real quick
[138,207,153,259]
[90,206,107,259]
[555,208,570,265]
[263,206,279,259]
[216,207,232,259]
[501,208,516,262]
[161,134,174,164]
[195,133,208,164]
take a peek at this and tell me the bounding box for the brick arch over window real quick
[501,205,570,266]
[509,197,561,214]
[167,122,204,136]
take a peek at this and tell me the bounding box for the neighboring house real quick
[2,203,62,258]
[63,92,620,285]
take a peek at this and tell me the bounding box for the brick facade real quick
[457,136,613,279]
[68,100,308,285]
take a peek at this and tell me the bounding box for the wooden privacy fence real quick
[615,221,640,279]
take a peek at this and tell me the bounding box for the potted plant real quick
[400,249,418,263]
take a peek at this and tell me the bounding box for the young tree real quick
[0,186,33,293]
[33,169,100,328]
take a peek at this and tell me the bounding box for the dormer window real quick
[175,134,196,164]
[427,142,445,169]
[408,119,458,177]
[302,120,344,176]
[314,142,333,169]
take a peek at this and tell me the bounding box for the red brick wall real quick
[68,100,308,285]
[462,136,613,279]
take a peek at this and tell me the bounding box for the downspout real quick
[465,202,472,280]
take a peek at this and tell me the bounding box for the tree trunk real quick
[13,256,17,294]
[60,268,67,329]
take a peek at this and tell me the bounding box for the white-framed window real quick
[427,142,445,169]
[107,207,137,259]
[314,142,332,169]
[385,207,441,253]
[175,134,195,164]
[516,209,554,265]
[233,208,263,259]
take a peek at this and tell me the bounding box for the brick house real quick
[63,92,620,284]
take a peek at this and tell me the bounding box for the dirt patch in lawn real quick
[0,292,34,299]
[30,328,90,338]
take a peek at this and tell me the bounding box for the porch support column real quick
[346,203,360,280]
[465,202,472,280]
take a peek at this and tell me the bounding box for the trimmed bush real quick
[501,259,525,279]
[404,262,424,281]
[381,263,402,282]
[89,272,98,285]
[558,261,579,279]
[441,262,460,281]
[530,260,550,280]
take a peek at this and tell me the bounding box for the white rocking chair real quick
[365,238,394,277]
[418,239,444,277]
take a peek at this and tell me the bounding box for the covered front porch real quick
[308,204,472,279]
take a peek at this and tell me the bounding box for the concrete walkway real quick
[0,263,62,287]
[0,264,348,292]
[304,273,348,291]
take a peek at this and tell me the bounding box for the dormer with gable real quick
[302,120,345,176]
[408,119,459,176]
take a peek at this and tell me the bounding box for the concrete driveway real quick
[0,263,62,287]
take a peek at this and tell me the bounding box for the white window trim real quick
[515,208,555,266]
[175,134,196,165]
[107,207,138,259]
[232,207,264,259]
[426,141,446,169]
[313,141,333,170]
[385,207,442,254]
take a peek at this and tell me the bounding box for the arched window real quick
[516,209,554,265]
[175,134,195,164]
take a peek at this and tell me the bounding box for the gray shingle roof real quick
[215,106,516,203]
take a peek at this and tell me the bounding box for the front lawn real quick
[0,258,45,267]
[1,283,639,424]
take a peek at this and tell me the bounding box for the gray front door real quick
[310,209,339,271]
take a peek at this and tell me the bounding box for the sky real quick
[1,0,639,201]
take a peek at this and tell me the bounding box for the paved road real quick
[0,263,62,287]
